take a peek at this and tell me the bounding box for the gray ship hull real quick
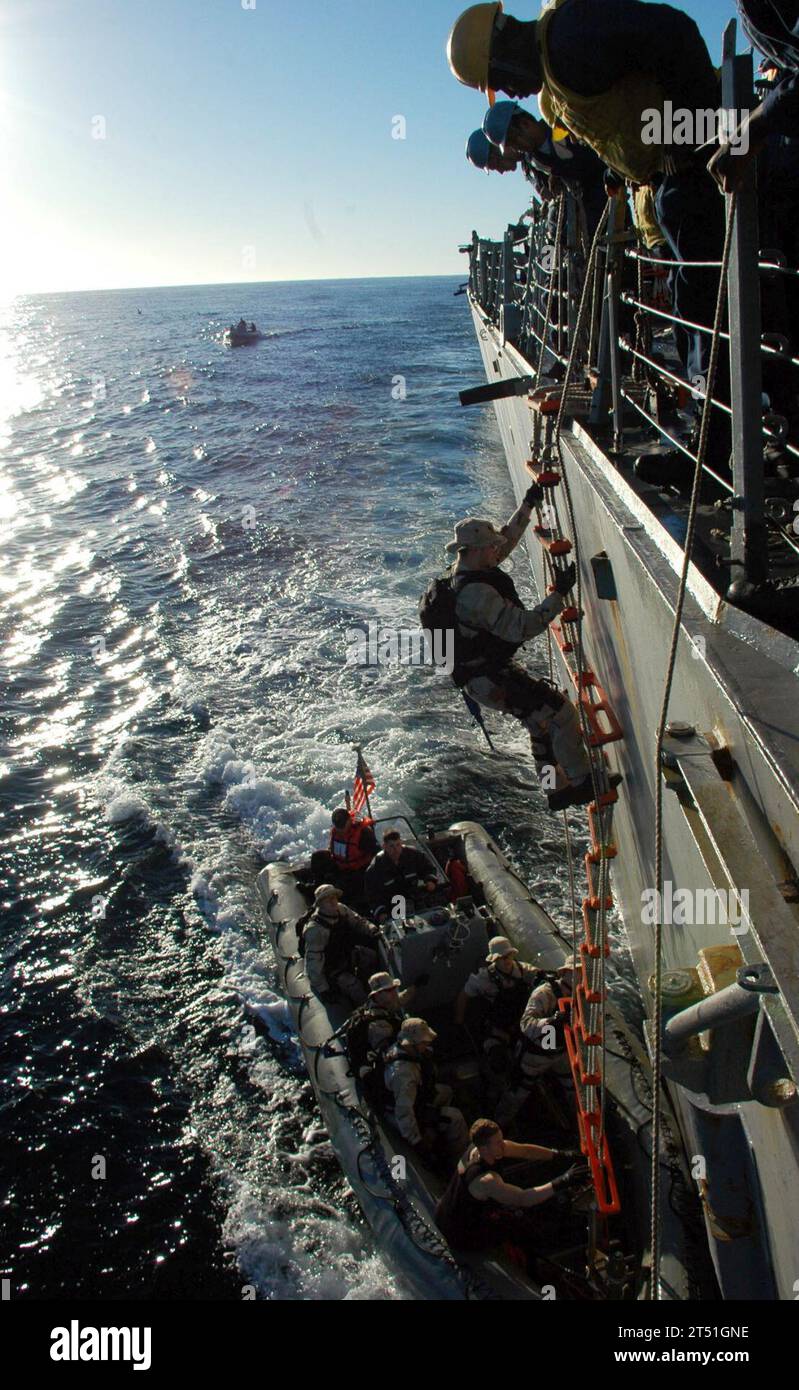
[469,299,799,1299]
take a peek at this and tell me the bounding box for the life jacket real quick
[435,1150,501,1250]
[418,566,524,687]
[446,856,470,902]
[329,815,374,872]
[536,0,665,184]
[486,964,533,1032]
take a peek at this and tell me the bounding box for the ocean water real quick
[0,277,628,1301]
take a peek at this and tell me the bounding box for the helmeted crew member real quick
[483,99,607,236]
[466,127,522,173]
[446,0,731,479]
[446,500,602,812]
[710,1,799,191]
[301,884,380,1007]
[455,935,540,1070]
[435,1117,586,1251]
[495,978,574,1130]
[383,1017,469,1163]
[365,828,440,920]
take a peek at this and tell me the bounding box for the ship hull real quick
[469,299,799,1300]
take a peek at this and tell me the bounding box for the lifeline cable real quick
[649,192,737,1299]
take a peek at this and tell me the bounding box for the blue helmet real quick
[483,99,521,151]
[466,128,492,170]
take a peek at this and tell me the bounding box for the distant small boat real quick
[224,322,262,347]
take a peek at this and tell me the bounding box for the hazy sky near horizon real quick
[3,0,743,294]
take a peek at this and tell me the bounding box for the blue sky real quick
[2,0,744,292]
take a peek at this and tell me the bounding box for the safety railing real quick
[465,21,799,615]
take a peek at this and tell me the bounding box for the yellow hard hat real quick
[446,2,503,93]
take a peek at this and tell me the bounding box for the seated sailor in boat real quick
[495,980,573,1130]
[339,970,422,1108]
[249,322,256,332]
[300,883,380,1007]
[454,935,539,1073]
[236,317,247,332]
[326,806,377,903]
[383,1017,468,1165]
[435,1118,585,1253]
[363,970,417,1055]
[365,828,440,921]
[436,504,599,811]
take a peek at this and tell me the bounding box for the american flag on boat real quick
[352,750,375,816]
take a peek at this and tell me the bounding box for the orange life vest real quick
[329,815,374,872]
[446,857,470,902]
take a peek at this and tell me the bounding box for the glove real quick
[524,481,544,508]
[553,1161,589,1190]
[553,561,576,596]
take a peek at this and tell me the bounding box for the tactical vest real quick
[536,0,665,184]
[309,912,359,979]
[486,964,533,1032]
[386,1047,437,1116]
[435,1151,500,1249]
[517,1010,567,1059]
[346,1004,402,1075]
[452,566,525,680]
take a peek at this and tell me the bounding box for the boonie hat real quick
[446,517,505,553]
[487,935,519,962]
[369,971,402,996]
[314,883,343,906]
[399,1017,437,1045]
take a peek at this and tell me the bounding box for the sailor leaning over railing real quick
[448,0,732,477]
[474,98,607,236]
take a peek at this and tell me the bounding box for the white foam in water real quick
[223,1190,407,1302]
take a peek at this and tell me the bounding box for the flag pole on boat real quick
[351,744,375,820]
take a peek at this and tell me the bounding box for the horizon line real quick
[11,270,470,299]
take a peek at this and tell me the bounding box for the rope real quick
[649,192,737,1301]
[533,192,566,394]
[552,204,615,1144]
[532,195,615,1158]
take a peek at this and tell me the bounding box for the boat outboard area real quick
[257,812,710,1301]
[224,318,261,346]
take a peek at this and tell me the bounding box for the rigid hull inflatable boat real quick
[257,816,710,1301]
